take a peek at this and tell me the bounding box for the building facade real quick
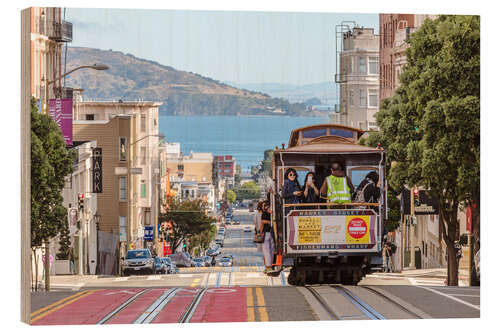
[61,140,98,275]
[379,14,438,105]
[332,27,379,130]
[30,7,73,112]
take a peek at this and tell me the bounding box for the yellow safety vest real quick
[326,175,351,203]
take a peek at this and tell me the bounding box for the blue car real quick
[154,256,167,274]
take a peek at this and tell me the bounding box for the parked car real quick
[232,220,240,225]
[203,256,211,266]
[170,252,192,267]
[207,245,221,256]
[154,256,167,274]
[218,257,232,267]
[122,249,155,276]
[192,258,205,267]
[215,237,224,247]
[243,225,252,232]
[159,257,176,274]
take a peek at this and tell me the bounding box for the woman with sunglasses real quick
[282,168,302,215]
[302,171,320,204]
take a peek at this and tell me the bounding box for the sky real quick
[65,8,379,86]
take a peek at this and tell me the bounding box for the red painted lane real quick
[106,288,166,324]
[32,289,145,326]
[190,287,247,323]
[152,288,199,323]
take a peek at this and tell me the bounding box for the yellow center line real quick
[190,278,201,287]
[30,290,90,317]
[255,287,269,321]
[246,287,255,322]
[30,289,100,324]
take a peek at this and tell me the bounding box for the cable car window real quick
[329,128,355,138]
[302,128,327,138]
[350,167,378,189]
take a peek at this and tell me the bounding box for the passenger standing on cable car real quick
[320,162,354,203]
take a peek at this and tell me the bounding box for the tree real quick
[159,197,215,254]
[31,98,75,290]
[376,16,479,285]
[226,189,237,203]
[260,149,274,174]
[235,181,261,200]
[56,219,71,260]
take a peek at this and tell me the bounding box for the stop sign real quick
[347,218,368,239]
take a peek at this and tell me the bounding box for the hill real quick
[65,47,323,116]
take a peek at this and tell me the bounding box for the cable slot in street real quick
[97,289,150,324]
[331,286,386,320]
[178,288,208,323]
[133,288,179,324]
[305,286,340,320]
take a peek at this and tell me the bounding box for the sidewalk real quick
[372,268,470,286]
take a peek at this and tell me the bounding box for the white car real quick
[243,225,252,232]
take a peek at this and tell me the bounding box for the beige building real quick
[166,151,213,183]
[73,100,161,267]
[332,27,379,130]
[29,7,73,111]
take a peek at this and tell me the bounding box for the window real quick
[369,57,379,74]
[141,146,146,165]
[328,128,355,139]
[368,89,379,107]
[141,114,146,132]
[119,216,127,242]
[358,57,367,74]
[141,183,146,198]
[119,176,127,201]
[349,90,354,106]
[302,128,327,138]
[359,89,367,107]
[86,114,95,120]
[119,137,127,161]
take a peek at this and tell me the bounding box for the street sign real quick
[144,226,154,241]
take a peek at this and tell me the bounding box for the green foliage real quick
[31,98,75,248]
[56,220,71,260]
[159,197,215,253]
[376,15,479,284]
[235,181,261,200]
[188,224,216,254]
[226,190,237,203]
[260,149,274,174]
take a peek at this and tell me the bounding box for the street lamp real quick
[94,212,101,275]
[43,63,109,113]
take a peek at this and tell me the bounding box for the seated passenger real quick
[302,171,320,204]
[320,162,354,203]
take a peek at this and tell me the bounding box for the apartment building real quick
[332,27,379,130]
[29,7,73,112]
[166,151,213,184]
[379,14,438,104]
[73,100,161,264]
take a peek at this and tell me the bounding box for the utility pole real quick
[410,188,416,269]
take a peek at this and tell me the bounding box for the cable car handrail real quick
[283,202,380,208]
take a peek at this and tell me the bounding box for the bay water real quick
[159,115,330,172]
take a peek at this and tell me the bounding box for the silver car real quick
[122,249,155,276]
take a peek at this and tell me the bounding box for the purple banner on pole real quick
[49,98,73,146]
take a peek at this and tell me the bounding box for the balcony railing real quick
[334,73,347,83]
[47,20,73,42]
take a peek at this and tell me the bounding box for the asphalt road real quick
[30,209,480,323]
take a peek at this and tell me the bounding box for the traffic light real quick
[78,193,85,211]
[413,189,420,207]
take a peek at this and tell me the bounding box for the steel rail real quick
[178,288,208,323]
[134,288,179,324]
[361,286,422,319]
[97,289,150,324]
[305,286,340,320]
[331,286,386,320]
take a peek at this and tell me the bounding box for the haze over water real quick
[159,115,330,172]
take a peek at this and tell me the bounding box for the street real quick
[30,209,480,324]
